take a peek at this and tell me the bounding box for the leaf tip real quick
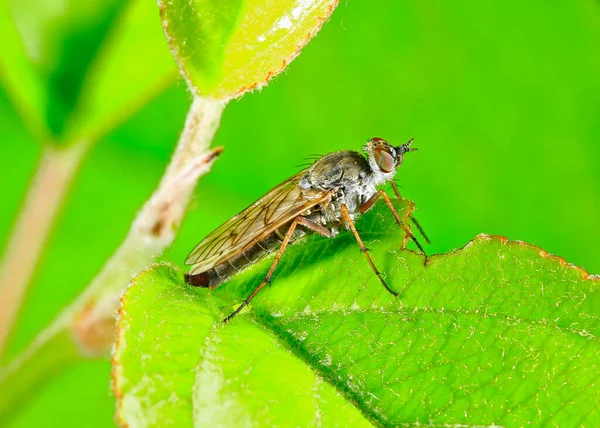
[230,0,340,99]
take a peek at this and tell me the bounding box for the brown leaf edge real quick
[111,262,171,428]
[427,233,598,282]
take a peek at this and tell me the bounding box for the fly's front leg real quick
[389,181,403,200]
[390,182,431,244]
[360,190,427,256]
[223,216,331,323]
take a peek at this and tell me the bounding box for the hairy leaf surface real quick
[113,201,599,426]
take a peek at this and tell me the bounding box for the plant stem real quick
[72,95,225,355]
[0,96,226,421]
[0,142,88,359]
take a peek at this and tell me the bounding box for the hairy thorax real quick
[299,150,394,231]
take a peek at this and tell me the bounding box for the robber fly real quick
[185,137,428,322]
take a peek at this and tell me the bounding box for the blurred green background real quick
[1,0,599,426]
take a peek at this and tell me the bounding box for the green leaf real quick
[0,3,50,142]
[3,0,176,144]
[6,0,124,137]
[158,0,339,99]
[113,267,370,427]
[63,0,177,144]
[114,200,599,426]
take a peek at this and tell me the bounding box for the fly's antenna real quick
[396,138,417,155]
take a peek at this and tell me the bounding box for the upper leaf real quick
[158,0,339,99]
[63,0,177,144]
[0,2,50,142]
[1,0,176,145]
[6,0,124,137]
[113,200,599,426]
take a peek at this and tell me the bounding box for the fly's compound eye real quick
[374,148,395,173]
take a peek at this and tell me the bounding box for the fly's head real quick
[364,137,417,181]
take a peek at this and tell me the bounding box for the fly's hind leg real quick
[340,204,398,297]
[390,182,431,244]
[223,216,332,323]
[360,189,427,256]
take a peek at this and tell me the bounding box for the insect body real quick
[185,137,426,322]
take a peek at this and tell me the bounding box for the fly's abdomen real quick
[185,226,306,289]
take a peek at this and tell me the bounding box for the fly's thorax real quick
[299,149,382,223]
[306,181,378,230]
[299,151,370,191]
[338,181,377,214]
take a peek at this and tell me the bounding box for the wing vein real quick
[185,170,332,275]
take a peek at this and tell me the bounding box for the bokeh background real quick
[1,0,599,426]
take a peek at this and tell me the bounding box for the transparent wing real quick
[186,171,331,274]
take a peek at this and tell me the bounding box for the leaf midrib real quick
[225,292,600,428]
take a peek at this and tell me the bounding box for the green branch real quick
[0,97,225,422]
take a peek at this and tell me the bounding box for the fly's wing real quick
[185,171,331,275]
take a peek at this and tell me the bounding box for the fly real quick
[185,137,428,322]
